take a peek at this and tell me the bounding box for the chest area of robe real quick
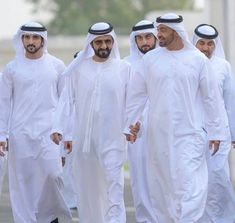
[11,58,59,95]
[73,59,128,103]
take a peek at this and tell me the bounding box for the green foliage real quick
[26,0,195,35]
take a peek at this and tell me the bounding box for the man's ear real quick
[90,41,94,50]
[41,38,44,47]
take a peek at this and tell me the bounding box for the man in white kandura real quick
[51,22,131,223]
[124,13,227,223]
[0,22,71,223]
[192,23,235,223]
[124,20,157,223]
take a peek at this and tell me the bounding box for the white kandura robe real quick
[0,54,72,223]
[53,57,131,223]
[197,56,235,223]
[124,55,157,223]
[125,47,227,223]
[61,150,77,209]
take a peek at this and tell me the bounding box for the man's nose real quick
[28,37,34,43]
[202,45,209,51]
[100,41,107,49]
[142,38,148,44]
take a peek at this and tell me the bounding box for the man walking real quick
[0,22,71,223]
[193,23,235,223]
[124,20,157,223]
[125,13,227,223]
[51,22,131,223]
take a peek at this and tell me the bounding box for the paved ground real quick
[0,172,136,223]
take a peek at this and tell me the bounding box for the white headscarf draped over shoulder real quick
[13,21,48,58]
[129,20,157,59]
[64,22,120,76]
[192,24,225,59]
[155,13,196,50]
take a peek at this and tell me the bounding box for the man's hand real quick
[125,134,137,143]
[129,122,140,136]
[124,121,141,144]
[0,141,6,156]
[209,140,220,156]
[50,133,62,145]
[64,141,72,154]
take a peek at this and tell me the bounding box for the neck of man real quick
[92,55,109,62]
[25,50,44,60]
[166,37,184,51]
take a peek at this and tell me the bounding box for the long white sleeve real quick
[222,63,235,141]
[0,67,12,141]
[52,74,75,140]
[124,62,148,134]
[199,60,227,140]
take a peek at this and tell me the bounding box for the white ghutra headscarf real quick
[156,13,196,50]
[192,24,225,59]
[13,21,48,58]
[64,22,120,76]
[129,20,157,59]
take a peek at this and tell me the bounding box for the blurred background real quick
[0,0,235,182]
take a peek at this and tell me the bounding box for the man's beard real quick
[201,50,211,58]
[158,33,174,48]
[138,37,157,54]
[25,44,42,54]
[138,44,156,54]
[94,48,111,58]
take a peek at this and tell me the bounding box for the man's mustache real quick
[27,44,36,48]
[141,45,150,48]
